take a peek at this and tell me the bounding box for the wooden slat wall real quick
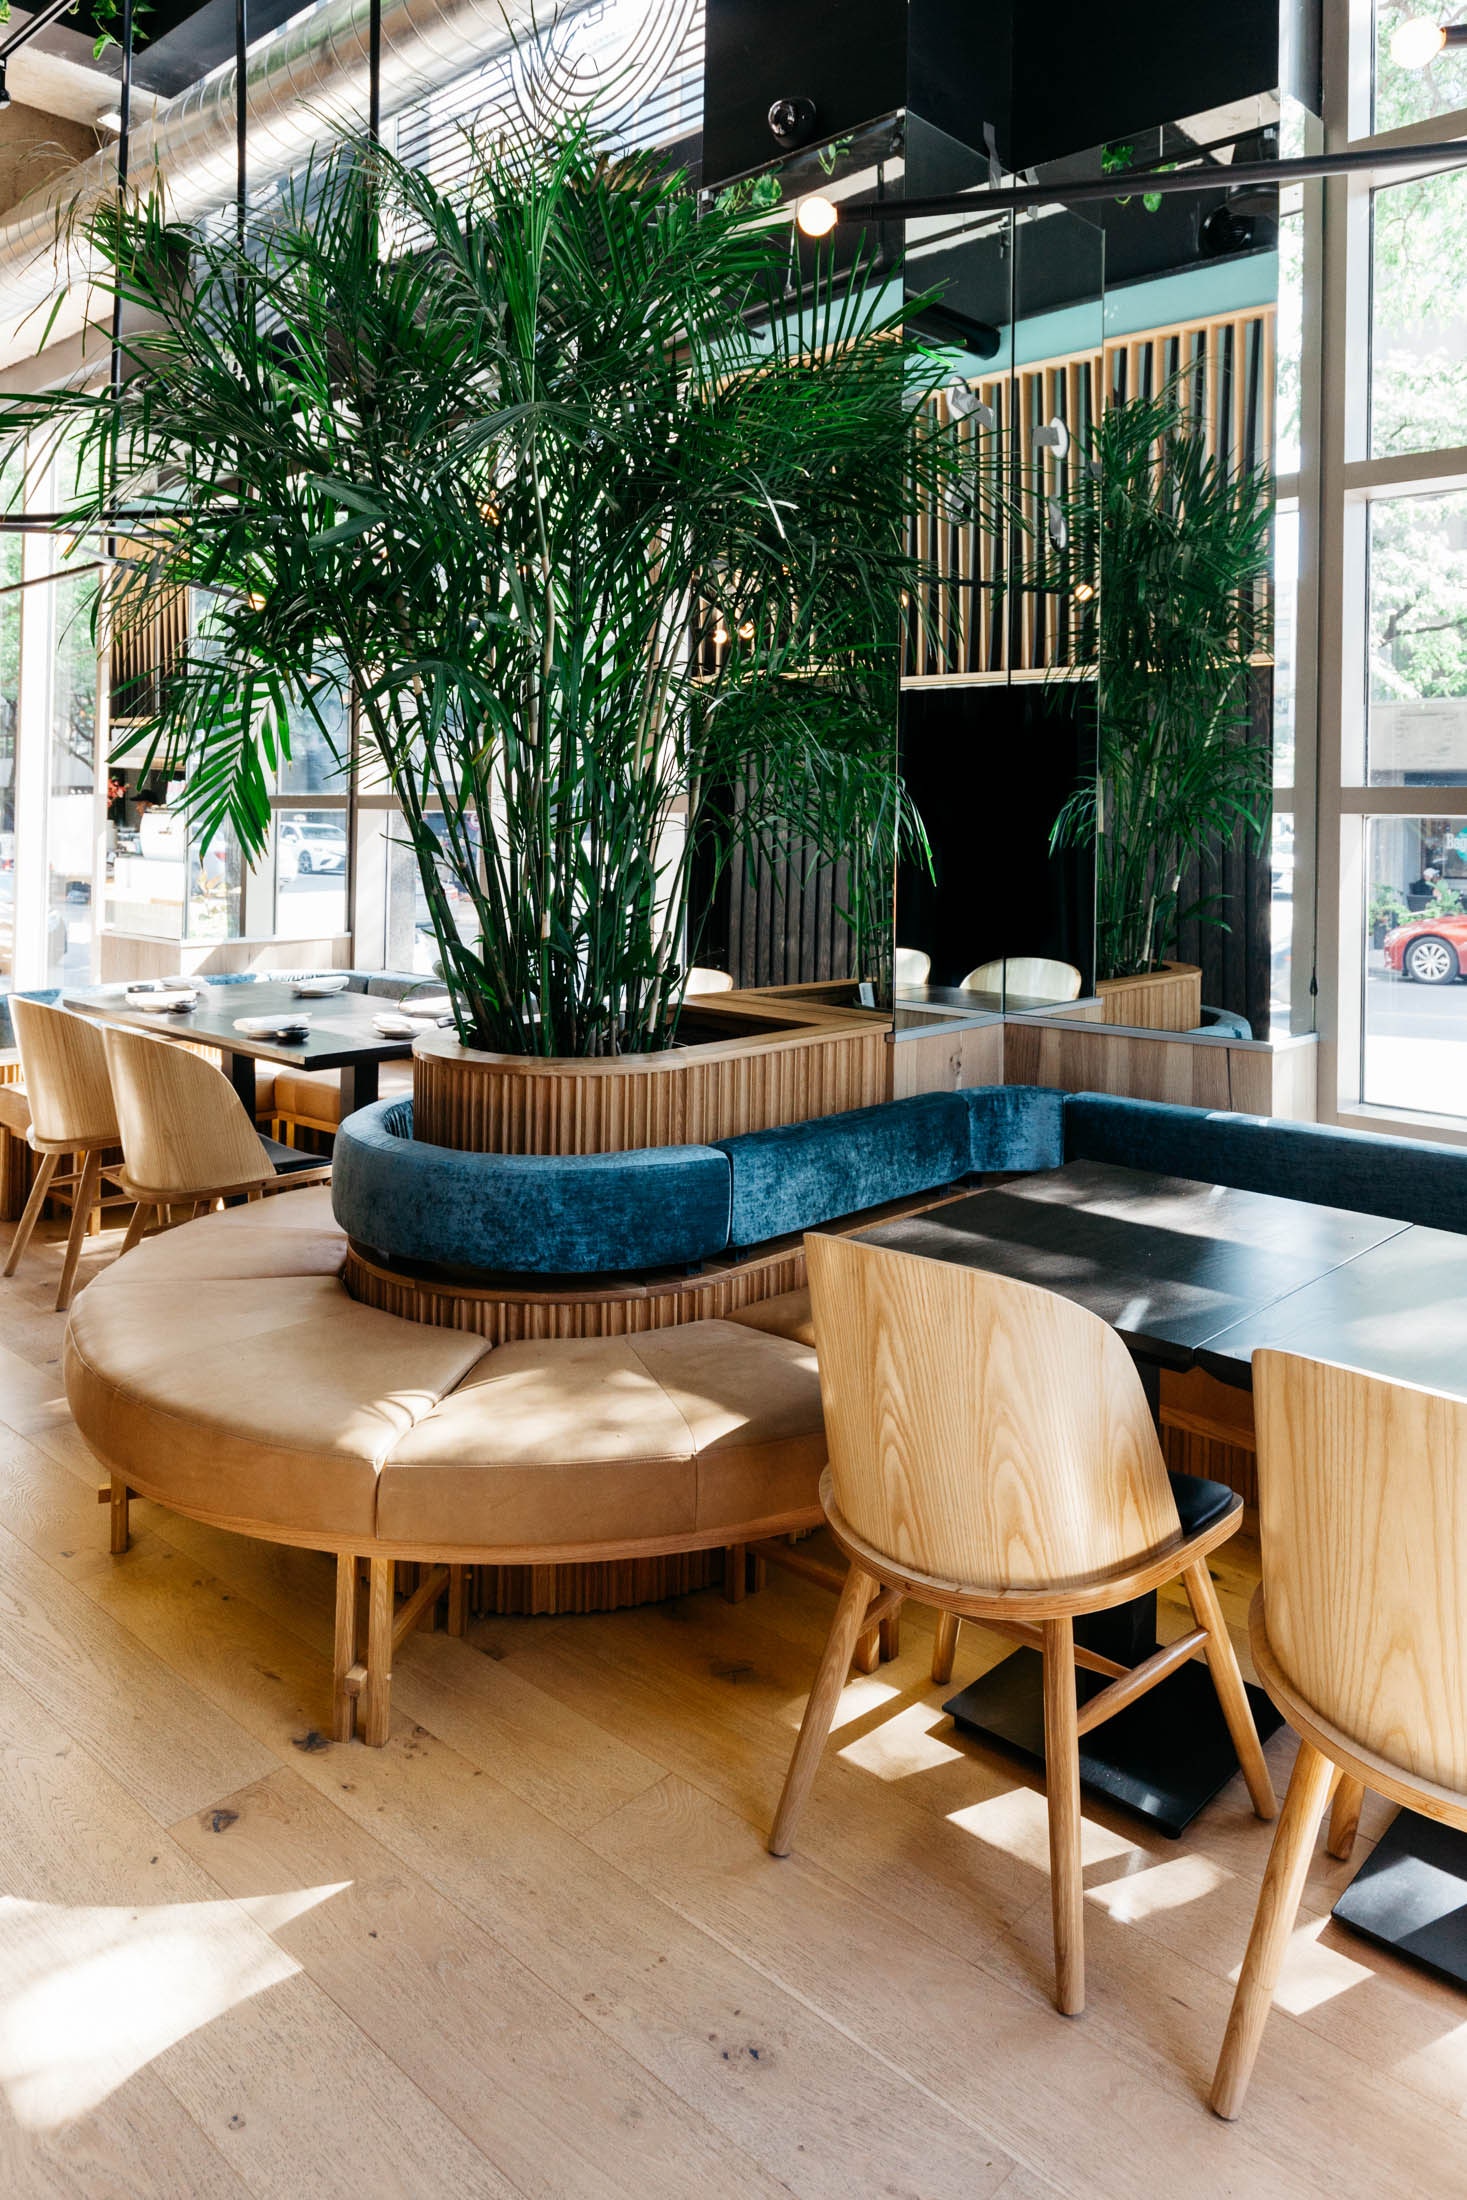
[906,302,1276,685]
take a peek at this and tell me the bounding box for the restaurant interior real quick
[1,0,1467,2192]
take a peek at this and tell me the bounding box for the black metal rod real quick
[835,136,1467,224]
[368,0,381,142]
[236,0,249,238]
[106,0,134,570]
[0,0,80,62]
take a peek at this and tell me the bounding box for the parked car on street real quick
[279,817,348,877]
[1384,911,1467,984]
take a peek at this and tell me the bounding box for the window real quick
[1362,813,1467,1117]
[1367,489,1467,785]
[1371,168,1467,459]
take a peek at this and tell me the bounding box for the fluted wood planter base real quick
[412,991,891,1153]
[1096,961,1202,1032]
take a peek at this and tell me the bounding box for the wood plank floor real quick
[4,1211,1467,2198]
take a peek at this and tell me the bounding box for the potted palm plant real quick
[4,120,948,1061]
[1049,388,1273,1029]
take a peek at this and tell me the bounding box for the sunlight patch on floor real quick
[0,1884,349,2129]
[947,1788,1139,1873]
[1086,1852,1230,1922]
[1241,1914,1375,2015]
[781,1673,901,1734]
[837,1700,966,1780]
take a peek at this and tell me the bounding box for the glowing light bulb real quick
[796,194,838,239]
[1391,16,1449,66]
[738,620,755,640]
[1073,581,1096,604]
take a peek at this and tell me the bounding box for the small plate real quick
[233,1013,312,1041]
[132,987,198,1013]
[292,975,350,998]
[372,1012,417,1038]
[403,994,452,1020]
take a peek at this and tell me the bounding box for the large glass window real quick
[1371,168,1467,460]
[274,808,349,937]
[1363,813,1467,1116]
[0,521,17,990]
[1374,1,1467,130]
[47,566,97,985]
[1367,488,1467,785]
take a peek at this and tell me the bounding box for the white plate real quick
[233,1013,312,1040]
[403,994,452,1020]
[292,975,350,998]
[132,988,198,1012]
[372,1013,417,1038]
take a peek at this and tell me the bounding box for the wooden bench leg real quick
[109,1474,132,1556]
[363,1555,394,1746]
[447,1564,470,1638]
[723,1543,748,1602]
[333,1553,361,1743]
[852,1624,881,1674]
[878,1600,903,1662]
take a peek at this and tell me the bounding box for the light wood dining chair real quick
[3,998,123,1310]
[961,956,1082,1002]
[105,1024,330,1250]
[893,947,931,986]
[1212,1351,1467,2117]
[685,966,735,995]
[770,1233,1276,2017]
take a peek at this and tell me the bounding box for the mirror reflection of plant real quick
[1045,386,1273,981]
[5,118,958,1054]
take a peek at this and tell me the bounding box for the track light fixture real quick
[768,96,817,150]
[1390,16,1467,66]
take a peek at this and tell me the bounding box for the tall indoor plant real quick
[1049,388,1274,981]
[4,121,948,1053]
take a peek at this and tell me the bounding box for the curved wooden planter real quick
[1096,961,1202,1033]
[411,992,891,1153]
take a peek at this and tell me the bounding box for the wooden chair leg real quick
[932,1609,961,1685]
[1182,1560,1277,1821]
[852,1622,881,1674]
[363,1555,395,1747]
[119,1201,152,1256]
[769,1560,881,1858]
[4,1149,59,1277]
[1211,1741,1339,2120]
[1327,1774,1366,1862]
[333,1554,360,1743]
[878,1600,903,1662]
[55,1149,102,1312]
[109,1473,131,1556]
[1042,1615,1085,2017]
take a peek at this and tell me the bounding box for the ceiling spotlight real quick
[1389,15,1467,64]
[768,96,817,149]
[795,194,839,239]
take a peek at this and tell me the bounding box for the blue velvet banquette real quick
[330,1083,1467,1280]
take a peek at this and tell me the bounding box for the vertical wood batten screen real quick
[905,303,1277,685]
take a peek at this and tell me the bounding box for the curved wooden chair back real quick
[1255,1349,1467,1794]
[104,1025,274,1201]
[961,957,1082,1003]
[805,1233,1179,1592]
[10,997,118,1149]
[893,947,931,986]
[685,966,734,996]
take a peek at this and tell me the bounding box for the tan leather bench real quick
[65,1187,826,1744]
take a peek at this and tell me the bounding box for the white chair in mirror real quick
[961,956,1082,1003]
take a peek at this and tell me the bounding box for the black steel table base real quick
[1332,1811,1467,1988]
[943,1599,1284,1839]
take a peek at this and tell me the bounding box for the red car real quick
[1384,913,1467,984]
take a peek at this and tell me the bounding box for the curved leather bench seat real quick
[64,1187,826,1745]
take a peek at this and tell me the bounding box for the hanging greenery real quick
[1048,387,1274,982]
[3,120,955,1054]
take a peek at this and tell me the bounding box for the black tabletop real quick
[64,979,420,1070]
[1197,1222,1467,1400]
[895,983,1089,1016]
[857,1160,1411,1370]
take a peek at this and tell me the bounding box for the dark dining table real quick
[858,1159,1467,1985]
[62,978,419,1119]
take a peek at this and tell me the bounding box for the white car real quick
[279,818,348,877]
